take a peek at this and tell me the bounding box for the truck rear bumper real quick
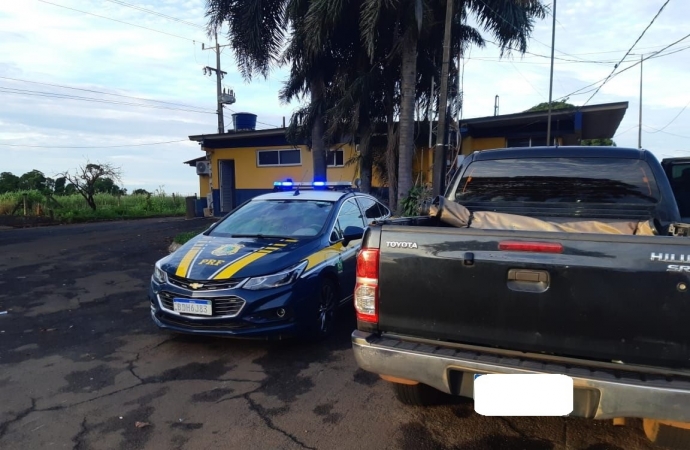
[352,330,690,422]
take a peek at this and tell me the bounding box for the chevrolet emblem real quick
[188,282,204,290]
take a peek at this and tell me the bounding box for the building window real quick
[327,149,345,167]
[257,149,301,167]
[507,137,549,148]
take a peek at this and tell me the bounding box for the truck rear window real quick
[455,157,659,204]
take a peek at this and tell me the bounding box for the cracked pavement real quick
[0,218,664,449]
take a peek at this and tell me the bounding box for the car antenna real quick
[294,168,309,197]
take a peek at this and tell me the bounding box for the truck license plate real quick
[474,374,573,416]
[173,299,212,316]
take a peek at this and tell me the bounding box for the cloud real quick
[1,0,689,196]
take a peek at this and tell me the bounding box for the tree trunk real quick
[86,194,97,211]
[397,32,418,213]
[358,117,374,194]
[432,0,454,197]
[310,80,327,182]
[386,122,398,212]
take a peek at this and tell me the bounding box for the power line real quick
[38,0,202,43]
[102,0,205,29]
[0,140,189,148]
[508,61,546,100]
[0,76,213,111]
[643,125,690,140]
[474,0,585,61]
[581,0,672,106]
[0,86,216,115]
[555,37,690,102]
[647,99,690,133]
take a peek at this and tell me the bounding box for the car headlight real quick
[243,261,308,290]
[153,262,168,283]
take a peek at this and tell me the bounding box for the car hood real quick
[161,234,321,281]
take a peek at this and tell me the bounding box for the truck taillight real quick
[355,248,379,323]
[499,241,563,254]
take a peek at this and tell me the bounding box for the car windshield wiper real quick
[231,234,295,239]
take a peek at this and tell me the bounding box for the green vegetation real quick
[174,229,205,245]
[0,190,185,223]
[207,0,546,213]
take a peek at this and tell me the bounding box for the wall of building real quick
[206,143,359,190]
[201,143,360,213]
[199,174,210,198]
[470,137,506,153]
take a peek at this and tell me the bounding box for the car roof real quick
[254,190,360,202]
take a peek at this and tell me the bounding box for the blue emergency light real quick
[272,179,353,192]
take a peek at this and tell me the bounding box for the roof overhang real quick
[460,101,628,144]
[189,128,289,149]
[183,156,206,166]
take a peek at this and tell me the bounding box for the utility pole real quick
[202,31,232,134]
[546,0,557,146]
[638,54,643,149]
[432,0,454,197]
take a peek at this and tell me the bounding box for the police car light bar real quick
[273,180,353,191]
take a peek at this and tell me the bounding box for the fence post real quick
[23,193,28,216]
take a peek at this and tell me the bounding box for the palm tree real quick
[361,0,547,211]
[206,0,334,181]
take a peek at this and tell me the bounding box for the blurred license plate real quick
[173,299,212,316]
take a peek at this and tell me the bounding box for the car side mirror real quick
[342,226,364,247]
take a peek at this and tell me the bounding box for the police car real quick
[149,181,391,340]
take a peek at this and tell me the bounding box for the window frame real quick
[329,197,366,244]
[256,148,302,167]
[326,148,345,168]
[355,195,391,223]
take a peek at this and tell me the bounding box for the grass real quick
[174,230,205,245]
[0,190,188,223]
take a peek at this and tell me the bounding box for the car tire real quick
[392,382,443,407]
[305,277,338,342]
[643,419,690,449]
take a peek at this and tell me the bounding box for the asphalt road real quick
[0,218,662,450]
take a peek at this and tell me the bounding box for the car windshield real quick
[209,200,335,238]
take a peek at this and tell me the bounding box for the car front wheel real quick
[305,277,338,342]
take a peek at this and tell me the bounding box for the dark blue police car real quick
[149,181,390,340]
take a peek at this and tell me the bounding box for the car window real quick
[210,200,334,238]
[357,197,390,221]
[333,199,365,238]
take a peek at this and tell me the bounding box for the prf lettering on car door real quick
[199,259,225,266]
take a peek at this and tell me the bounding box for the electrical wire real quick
[0,86,216,114]
[473,0,587,61]
[647,99,690,133]
[581,0,672,106]
[555,37,690,102]
[508,61,546,100]
[38,0,203,43]
[101,0,205,29]
[0,140,189,148]
[643,125,690,140]
[0,76,213,111]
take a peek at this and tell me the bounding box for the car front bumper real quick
[352,330,690,422]
[148,277,316,339]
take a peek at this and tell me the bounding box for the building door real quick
[218,160,235,214]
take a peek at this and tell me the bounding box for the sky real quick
[0,0,689,195]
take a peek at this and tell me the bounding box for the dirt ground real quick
[0,218,662,449]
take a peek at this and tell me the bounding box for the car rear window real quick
[455,157,659,205]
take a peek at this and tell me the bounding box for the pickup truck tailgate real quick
[378,226,690,368]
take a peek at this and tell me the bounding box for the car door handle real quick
[507,269,550,293]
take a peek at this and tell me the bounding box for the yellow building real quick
[187,102,627,216]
